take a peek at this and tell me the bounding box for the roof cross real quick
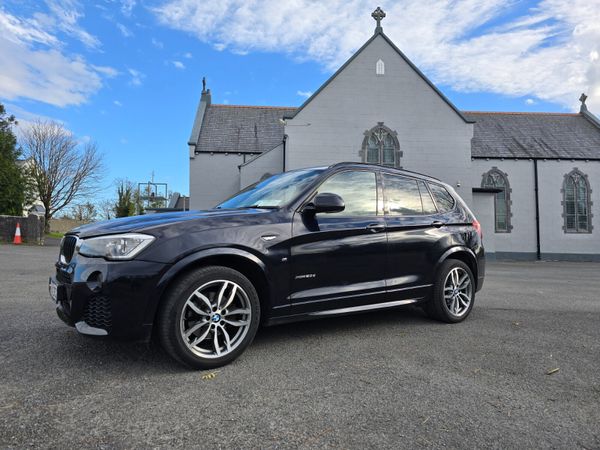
[372,7,386,33]
[580,92,588,112]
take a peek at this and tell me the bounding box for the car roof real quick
[326,162,442,183]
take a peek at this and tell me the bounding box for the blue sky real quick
[1,0,599,200]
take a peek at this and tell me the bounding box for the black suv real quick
[50,163,485,369]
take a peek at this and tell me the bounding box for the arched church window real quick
[562,168,592,233]
[482,168,512,233]
[361,123,401,167]
[376,59,385,75]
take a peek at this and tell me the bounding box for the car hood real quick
[68,209,276,238]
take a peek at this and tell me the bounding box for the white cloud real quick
[525,98,536,105]
[297,90,312,98]
[4,103,63,139]
[172,60,185,69]
[113,100,123,106]
[116,22,133,37]
[153,0,600,111]
[183,51,193,58]
[0,3,114,107]
[92,65,119,77]
[152,37,164,49]
[127,68,144,86]
[121,0,137,16]
[40,0,101,50]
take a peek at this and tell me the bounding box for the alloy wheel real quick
[443,267,473,317]
[180,280,252,359]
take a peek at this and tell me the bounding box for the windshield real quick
[216,168,325,209]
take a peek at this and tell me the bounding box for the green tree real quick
[0,103,25,215]
[114,179,138,217]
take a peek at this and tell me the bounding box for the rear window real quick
[418,181,437,214]
[428,183,455,212]
[384,174,439,216]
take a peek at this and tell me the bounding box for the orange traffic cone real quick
[13,222,22,245]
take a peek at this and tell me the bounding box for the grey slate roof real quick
[197,105,295,154]
[465,112,600,159]
[196,106,600,160]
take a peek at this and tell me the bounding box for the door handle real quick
[366,223,386,233]
[431,220,446,228]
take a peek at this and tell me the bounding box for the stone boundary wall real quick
[0,214,45,244]
[49,218,87,234]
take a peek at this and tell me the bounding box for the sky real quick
[1,0,599,200]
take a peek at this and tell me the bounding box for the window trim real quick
[561,168,593,234]
[359,122,402,168]
[381,172,441,217]
[481,167,512,233]
[298,168,383,217]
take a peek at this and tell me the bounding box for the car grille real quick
[61,236,78,263]
[83,296,112,330]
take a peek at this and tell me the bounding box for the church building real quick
[188,8,600,261]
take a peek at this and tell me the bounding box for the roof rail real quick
[327,162,441,181]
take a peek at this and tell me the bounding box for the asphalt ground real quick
[1,245,599,449]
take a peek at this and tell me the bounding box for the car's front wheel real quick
[424,259,475,323]
[157,266,261,369]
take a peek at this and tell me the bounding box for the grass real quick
[45,232,64,239]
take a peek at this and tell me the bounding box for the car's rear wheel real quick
[157,266,260,369]
[424,259,474,323]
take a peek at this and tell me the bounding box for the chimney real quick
[201,88,212,107]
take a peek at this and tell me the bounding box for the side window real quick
[317,171,377,216]
[429,183,455,213]
[419,181,437,214]
[384,174,422,215]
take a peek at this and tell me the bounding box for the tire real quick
[157,266,261,369]
[424,259,475,323]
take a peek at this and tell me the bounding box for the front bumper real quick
[50,253,168,341]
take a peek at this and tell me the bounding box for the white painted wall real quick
[189,153,244,209]
[239,145,283,189]
[470,159,600,258]
[285,34,474,205]
[472,192,496,254]
[470,160,538,255]
[538,160,600,255]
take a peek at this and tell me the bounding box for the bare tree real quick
[70,202,98,222]
[20,120,104,231]
[98,199,115,220]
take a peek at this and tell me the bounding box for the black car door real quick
[288,169,388,314]
[382,174,445,300]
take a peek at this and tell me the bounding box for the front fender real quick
[142,247,270,326]
[156,247,268,293]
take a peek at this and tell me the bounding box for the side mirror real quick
[303,193,345,214]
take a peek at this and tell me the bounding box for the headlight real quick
[78,233,155,260]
